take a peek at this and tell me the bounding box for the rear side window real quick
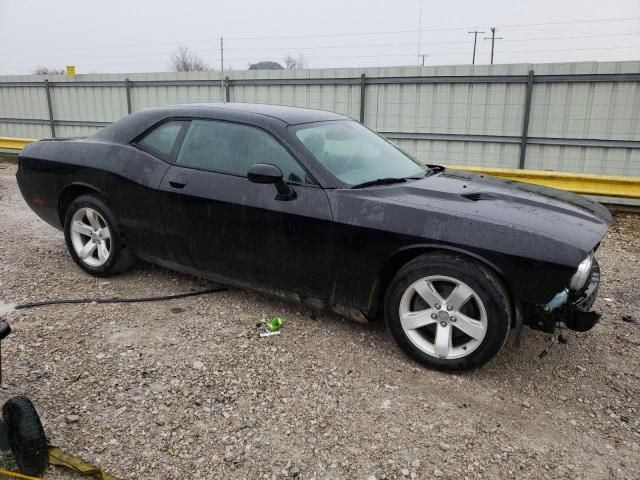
[176,120,311,184]
[138,121,184,157]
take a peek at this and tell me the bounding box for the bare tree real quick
[169,45,209,72]
[283,53,307,70]
[32,66,65,75]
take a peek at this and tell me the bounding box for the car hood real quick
[366,168,612,258]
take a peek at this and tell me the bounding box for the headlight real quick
[569,254,593,290]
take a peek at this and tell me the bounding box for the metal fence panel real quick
[525,144,640,176]
[54,125,103,138]
[1,61,639,177]
[50,85,127,123]
[0,121,49,138]
[0,85,49,120]
[370,82,527,136]
[529,81,640,141]
[229,68,361,119]
[394,138,521,168]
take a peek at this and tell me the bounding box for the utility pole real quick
[220,37,224,73]
[467,30,485,65]
[484,27,503,65]
[417,5,422,65]
[220,37,225,102]
[420,54,429,66]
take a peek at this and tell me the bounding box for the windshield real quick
[294,120,425,186]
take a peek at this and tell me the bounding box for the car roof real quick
[91,102,350,148]
[172,102,347,125]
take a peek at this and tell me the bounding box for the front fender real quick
[367,243,575,319]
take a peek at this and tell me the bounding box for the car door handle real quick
[169,179,187,189]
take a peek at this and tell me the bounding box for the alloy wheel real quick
[398,275,488,360]
[69,207,112,267]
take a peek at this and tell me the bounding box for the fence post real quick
[519,70,534,169]
[125,78,132,114]
[44,79,56,138]
[359,73,366,124]
[224,76,230,103]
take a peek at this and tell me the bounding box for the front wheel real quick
[384,252,511,371]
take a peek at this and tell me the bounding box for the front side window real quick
[294,120,425,186]
[176,120,311,184]
[138,121,184,157]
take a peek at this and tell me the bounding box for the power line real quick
[0,42,423,64]
[1,16,639,55]
[3,45,639,69]
[167,44,640,62]
[503,31,640,42]
[5,45,636,70]
[231,31,640,47]
[496,16,640,29]
[0,42,420,63]
[228,16,640,39]
[3,32,639,66]
[0,27,446,55]
[495,44,640,56]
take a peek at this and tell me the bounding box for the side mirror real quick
[247,163,296,201]
[247,163,283,184]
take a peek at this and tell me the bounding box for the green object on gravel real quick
[266,317,283,332]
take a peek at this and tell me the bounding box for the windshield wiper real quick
[350,168,442,189]
[350,177,408,189]
[424,165,445,177]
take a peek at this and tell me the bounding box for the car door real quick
[115,119,188,261]
[159,119,335,303]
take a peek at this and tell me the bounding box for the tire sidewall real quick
[385,254,511,371]
[63,194,124,277]
[2,396,48,476]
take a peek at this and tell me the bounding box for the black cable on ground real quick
[14,286,228,311]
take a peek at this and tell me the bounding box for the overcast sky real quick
[0,0,638,75]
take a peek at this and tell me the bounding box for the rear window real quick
[138,121,184,157]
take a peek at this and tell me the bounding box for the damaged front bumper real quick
[527,258,602,334]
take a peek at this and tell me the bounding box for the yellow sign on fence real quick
[65,65,76,76]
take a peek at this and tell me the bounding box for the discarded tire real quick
[2,395,48,476]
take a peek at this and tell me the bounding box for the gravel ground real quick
[0,159,638,480]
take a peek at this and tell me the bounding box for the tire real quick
[63,194,135,277]
[2,396,48,477]
[384,252,511,371]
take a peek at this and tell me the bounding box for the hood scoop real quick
[461,192,497,202]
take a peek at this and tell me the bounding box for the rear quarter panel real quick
[17,139,171,258]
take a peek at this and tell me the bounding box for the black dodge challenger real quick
[16,103,611,370]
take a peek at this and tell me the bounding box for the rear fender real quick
[57,182,103,225]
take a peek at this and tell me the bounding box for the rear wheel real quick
[385,252,511,371]
[2,396,48,477]
[63,194,135,276]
